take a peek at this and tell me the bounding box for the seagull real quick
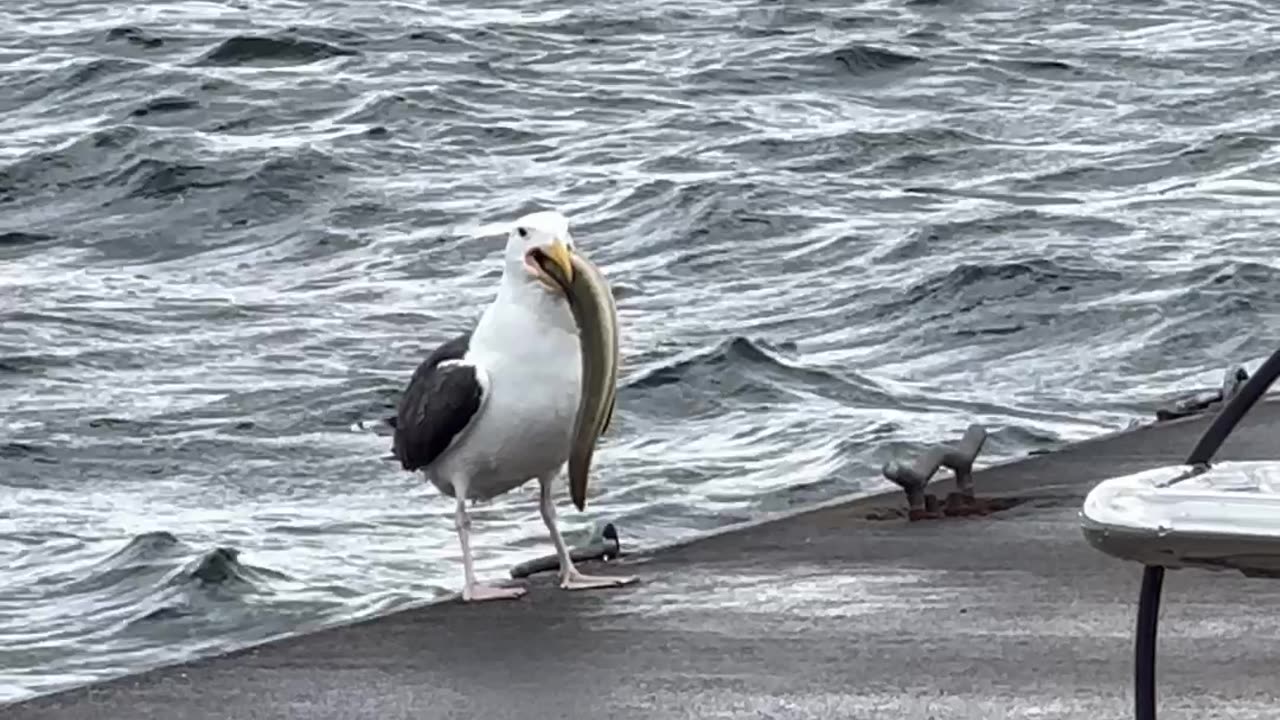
[392,210,637,602]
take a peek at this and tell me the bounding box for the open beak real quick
[533,238,575,293]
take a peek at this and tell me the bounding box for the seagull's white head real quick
[503,209,577,296]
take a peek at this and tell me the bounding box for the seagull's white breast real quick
[427,280,582,501]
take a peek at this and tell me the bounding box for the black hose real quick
[1134,565,1164,720]
[1133,346,1280,720]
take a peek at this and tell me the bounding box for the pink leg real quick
[538,475,637,591]
[455,494,525,602]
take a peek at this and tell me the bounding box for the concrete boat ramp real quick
[9,401,1280,719]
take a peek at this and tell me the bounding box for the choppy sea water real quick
[3,0,1280,703]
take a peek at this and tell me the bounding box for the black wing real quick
[392,332,486,472]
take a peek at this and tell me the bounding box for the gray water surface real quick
[3,0,1280,703]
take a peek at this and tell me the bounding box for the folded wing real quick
[393,332,489,472]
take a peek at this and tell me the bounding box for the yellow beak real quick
[542,238,575,286]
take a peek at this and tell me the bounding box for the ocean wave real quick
[715,126,989,174]
[899,258,1123,307]
[1017,129,1279,193]
[622,335,891,414]
[828,44,924,75]
[197,34,359,67]
[1,531,295,634]
[104,26,166,50]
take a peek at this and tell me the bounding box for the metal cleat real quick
[1224,364,1249,400]
[882,423,989,521]
[1155,364,1249,422]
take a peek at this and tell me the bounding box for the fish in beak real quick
[533,247,620,512]
[527,238,574,294]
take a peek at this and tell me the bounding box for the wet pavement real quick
[9,402,1280,720]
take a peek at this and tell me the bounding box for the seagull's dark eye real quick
[517,227,528,239]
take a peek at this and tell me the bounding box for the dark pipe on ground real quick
[509,523,621,579]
